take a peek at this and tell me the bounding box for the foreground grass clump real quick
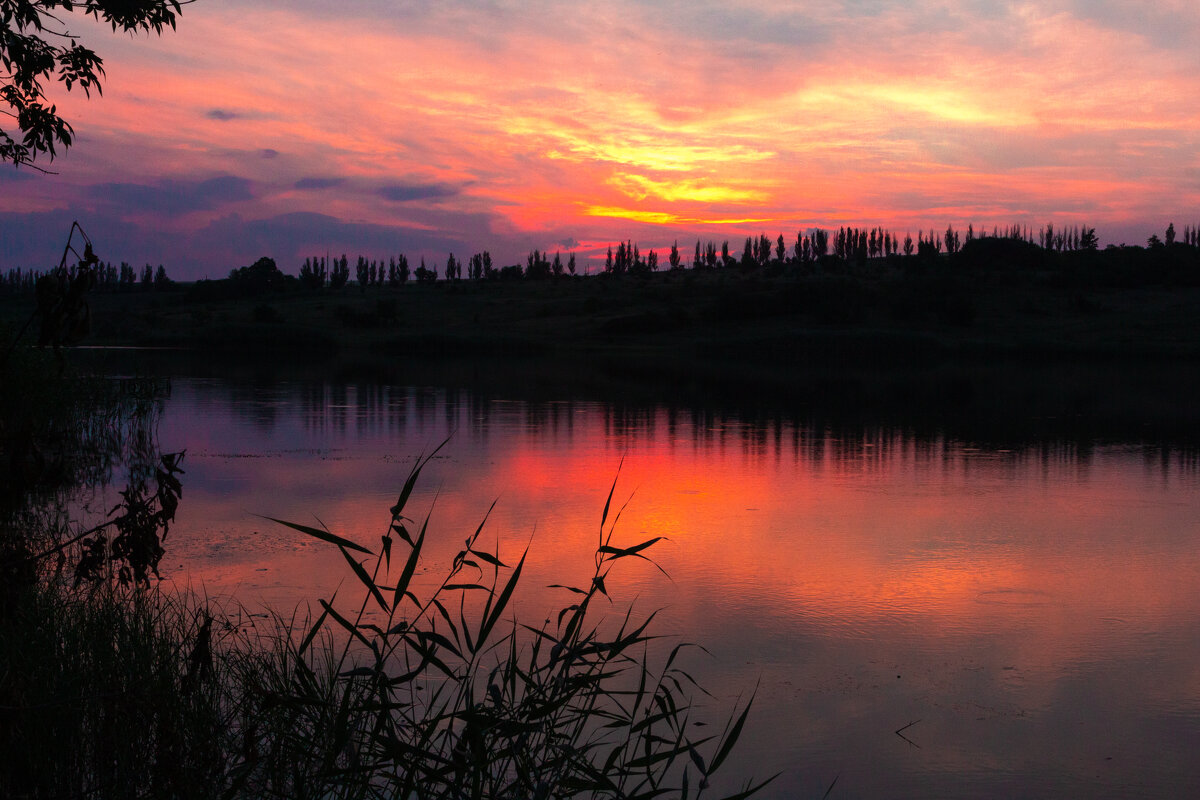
[2,448,769,799]
[0,580,228,799]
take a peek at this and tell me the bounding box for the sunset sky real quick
[3,0,1199,279]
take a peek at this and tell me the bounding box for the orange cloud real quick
[6,1,1199,274]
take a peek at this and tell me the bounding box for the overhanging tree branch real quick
[1,0,195,169]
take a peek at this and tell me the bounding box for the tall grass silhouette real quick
[226,445,772,798]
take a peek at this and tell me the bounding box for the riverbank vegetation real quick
[2,459,765,798]
[0,338,766,797]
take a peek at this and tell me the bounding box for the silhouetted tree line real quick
[6,222,1198,299]
[1,261,171,295]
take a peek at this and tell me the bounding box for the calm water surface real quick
[145,375,1200,799]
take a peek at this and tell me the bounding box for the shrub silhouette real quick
[955,236,1046,271]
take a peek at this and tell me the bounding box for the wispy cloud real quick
[377,182,459,203]
[294,176,345,190]
[86,176,256,217]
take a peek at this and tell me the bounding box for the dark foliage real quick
[1,1,189,169]
[73,451,185,587]
[955,236,1047,271]
[189,257,293,301]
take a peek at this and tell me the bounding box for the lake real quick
[106,356,1200,798]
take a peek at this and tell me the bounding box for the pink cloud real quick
[4,1,1199,275]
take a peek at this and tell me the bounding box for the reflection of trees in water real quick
[597,403,1200,478]
[213,369,1200,478]
[2,373,169,516]
[223,381,283,432]
[1,371,172,587]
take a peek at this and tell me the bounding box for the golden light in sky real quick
[3,0,1198,277]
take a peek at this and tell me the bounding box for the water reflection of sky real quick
[151,377,1200,799]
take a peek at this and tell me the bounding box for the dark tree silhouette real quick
[299,256,327,289]
[945,225,961,255]
[756,233,771,268]
[228,256,286,295]
[669,240,681,270]
[2,1,191,169]
[525,249,551,279]
[356,256,369,290]
[1166,222,1176,246]
[567,252,576,275]
[330,255,350,289]
[415,257,436,282]
[612,243,629,275]
[812,229,828,258]
[1080,227,1098,251]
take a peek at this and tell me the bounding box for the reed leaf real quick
[392,515,428,609]
[476,548,527,649]
[258,515,372,555]
[381,534,392,570]
[430,598,460,645]
[318,598,376,653]
[715,774,782,800]
[597,536,666,558]
[706,684,758,776]
[298,594,335,657]
[339,544,390,614]
[390,437,449,520]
